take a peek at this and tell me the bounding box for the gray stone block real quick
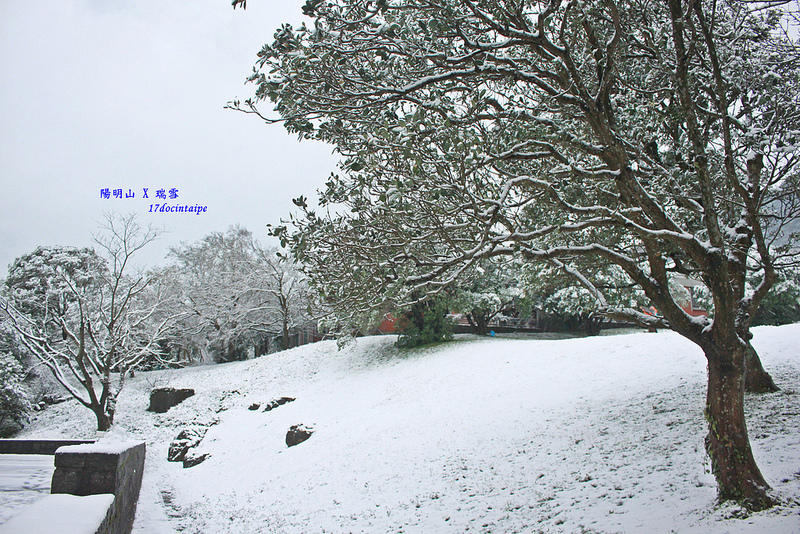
[51,441,146,534]
[147,387,195,413]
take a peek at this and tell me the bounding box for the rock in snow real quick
[147,388,195,413]
[167,428,207,463]
[264,396,296,412]
[182,452,211,469]
[285,424,314,447]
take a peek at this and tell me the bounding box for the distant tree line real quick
[162,225,315,364]
[0,214,315,433]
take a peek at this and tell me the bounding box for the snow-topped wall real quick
[51,440,146,534]
[0,439,95,455]
[0,440,146,534]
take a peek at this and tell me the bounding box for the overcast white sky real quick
[0,0,339,272]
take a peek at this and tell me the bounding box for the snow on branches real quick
[238,0,799,509]
[240,0,798,342]
[0,214,175,431]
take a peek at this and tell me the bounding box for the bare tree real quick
[168,226,313,360]
[258,247,313,349]
[0,213,174,431]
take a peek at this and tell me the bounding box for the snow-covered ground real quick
[11,324,800,533]
[0,454,54,524]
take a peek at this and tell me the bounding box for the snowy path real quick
[0,454,55,525]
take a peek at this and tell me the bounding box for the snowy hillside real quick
[17,325,800,533]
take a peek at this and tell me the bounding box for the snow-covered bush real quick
[450,259,533,335]
[396,299,454,348]
[0,352,30,436]
[529,263,650,333]
[753,270,800,326]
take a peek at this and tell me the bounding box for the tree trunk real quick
[468,309,488,336]
[704,344,775,510]
[254,337,268,357]
[745,342,779,393]
[581,314,603,336]
[282,317,291,350]
[93,406,112,431]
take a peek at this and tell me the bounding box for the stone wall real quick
[50,441,146,534]
[0,439,95,455]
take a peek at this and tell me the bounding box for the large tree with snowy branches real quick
[232,0,800,508]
